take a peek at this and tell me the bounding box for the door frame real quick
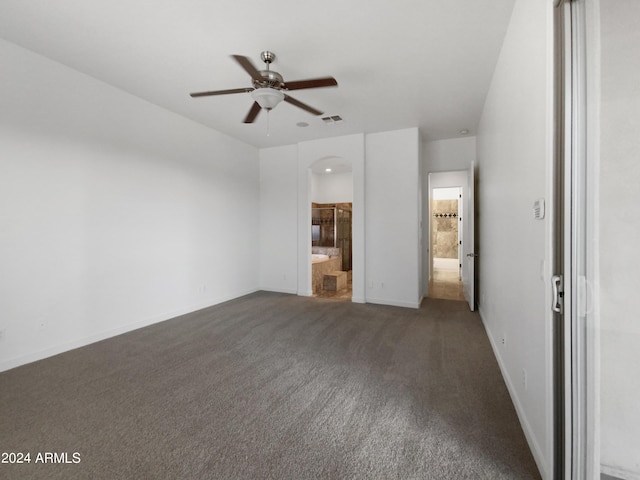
[553,0,594,478]
[427,169,473,309]
[462,162,476,311]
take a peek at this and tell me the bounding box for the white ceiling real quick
[0,0,515,149]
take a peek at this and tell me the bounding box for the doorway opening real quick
[429,187,465,301]
[309,156,353,301]
[311,202,352,300]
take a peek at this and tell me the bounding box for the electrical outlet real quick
[501,334,506,347]
[522,369,528,390]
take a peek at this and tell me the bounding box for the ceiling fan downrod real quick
[260,50,276,69]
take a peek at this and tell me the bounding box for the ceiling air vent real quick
[322,115,343,124]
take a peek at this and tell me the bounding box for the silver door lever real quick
[552,275,564,314]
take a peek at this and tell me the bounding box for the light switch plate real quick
[533,198,545,220]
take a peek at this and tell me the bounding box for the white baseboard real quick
[602,464,640,480]
[0,288,259,373]
[260,286,298,295]
[478,306,548,480]
[365,296,421,309]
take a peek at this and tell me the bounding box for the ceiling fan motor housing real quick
[253,70,284,90]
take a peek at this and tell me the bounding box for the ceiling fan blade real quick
[284,77,338,91]
[190,87,253,98]
[283,95,323,116]
[232,55,264,83]
[243,102,262,123]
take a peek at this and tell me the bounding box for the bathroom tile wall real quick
[432,199,459,259]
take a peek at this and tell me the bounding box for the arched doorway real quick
[309,156,353,299]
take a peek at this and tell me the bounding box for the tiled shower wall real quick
[432,199,459,259]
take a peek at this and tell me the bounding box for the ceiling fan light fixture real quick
[190,52,337,123]
[252,87,284,110]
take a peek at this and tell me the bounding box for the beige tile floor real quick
[429,268,465,301]
[314,266,465,303]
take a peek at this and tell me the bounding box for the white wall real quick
[311,171,353,204]
[365,128,421,308]
[259,129,421,308]
[259,145,299,294]
[0,39,259,372]
[432,187,461,200]
[423,136,476,172]
[475,0,551,477]
[598,0,640,477]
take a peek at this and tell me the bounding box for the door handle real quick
[466,253,478,257]
[551,275,564,314]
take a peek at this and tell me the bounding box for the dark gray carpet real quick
[0,291,540,479]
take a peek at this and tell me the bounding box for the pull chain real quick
[266,109,270,136]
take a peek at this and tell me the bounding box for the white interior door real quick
[462,164,475,311]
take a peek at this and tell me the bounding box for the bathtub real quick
[311,249,342,293]
[311,253,330,263]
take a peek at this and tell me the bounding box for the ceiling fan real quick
[190,51,338,123]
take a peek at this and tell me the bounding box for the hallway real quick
[429,258,465,302]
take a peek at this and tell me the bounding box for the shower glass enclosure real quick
[311,203,352,271]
